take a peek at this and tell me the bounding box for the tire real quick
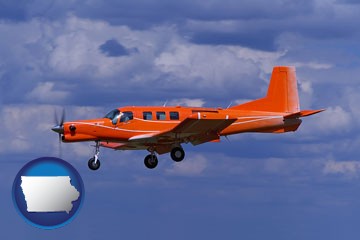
[144,154,158,169]
[88,157,101,170]
[171,147,185,162]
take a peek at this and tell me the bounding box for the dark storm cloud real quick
[74,0,314,25]
[63,0,316,51]
[4,0,359,53]
[99,39,139,57]
[1,0,359,52]
[99,39,130,57]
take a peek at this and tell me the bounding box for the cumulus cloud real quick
[345,87,360,126]
[323,160,360,178]
[165,154,207,176]
[167,98,205,107]
[299,80,313,95]
[154,42,283,99]
[299,106,351,136]
[290,61,333,70]
[0,15,293,108]
[0,104,104,155]
[26,82,69,103]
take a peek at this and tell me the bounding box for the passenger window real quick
[120,111,133,122]
[170,111,179,120]
[143,111,152,120]
[156,112,166,120]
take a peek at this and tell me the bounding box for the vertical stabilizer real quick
[231,66,300,113]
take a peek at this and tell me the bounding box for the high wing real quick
[100,112,237,153]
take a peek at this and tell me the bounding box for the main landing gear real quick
[143,146,185,169]
[88,141,101,171]
[170,147,185,162]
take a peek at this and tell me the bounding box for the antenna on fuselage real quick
[226,101,233,109]
[163,100,168,107]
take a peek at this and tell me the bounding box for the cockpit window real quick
[120,111,133,122]
[104,109,120,125]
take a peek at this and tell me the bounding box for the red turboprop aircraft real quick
[52,66,324,170]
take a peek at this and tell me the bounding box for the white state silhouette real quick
[20,176,80,214]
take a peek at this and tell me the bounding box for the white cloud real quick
[345,87,360,125]
[167,98,205,107]
[154,43,283,91]
[300,106,351,135]
[290,61,333,70]
[299,80,313,95]
[323,160,360,177]
[26,82,69,103]
[233,99,253,105]
[47,16,137,80]
[0,15,292,107]
[297,80,314,109]
[0,104,103,155]
[165,154,207,176]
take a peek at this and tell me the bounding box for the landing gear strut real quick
[88,141,101,170]
[144,153,158,169]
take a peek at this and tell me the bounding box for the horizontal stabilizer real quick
[284,109,325,119]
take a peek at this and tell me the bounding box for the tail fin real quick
[231,66,300,113]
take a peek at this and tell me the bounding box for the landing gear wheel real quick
[144,154,158,169]
[171,147,185,162]
[88,157,101,170]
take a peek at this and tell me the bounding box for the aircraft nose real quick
[52,125,64,134]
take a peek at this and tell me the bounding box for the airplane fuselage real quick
[62,106,301,144]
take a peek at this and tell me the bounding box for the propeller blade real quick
[60,108,65,126]
[58,133,63,158]
[54,108,66,127]
[54,110,59,126]
[53,108,66,159]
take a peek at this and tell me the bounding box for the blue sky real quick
[1,0,360,239]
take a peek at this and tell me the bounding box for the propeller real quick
[52,108,65,158]
[52,109,65,134]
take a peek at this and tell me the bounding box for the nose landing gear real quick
[88,141,101,171]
